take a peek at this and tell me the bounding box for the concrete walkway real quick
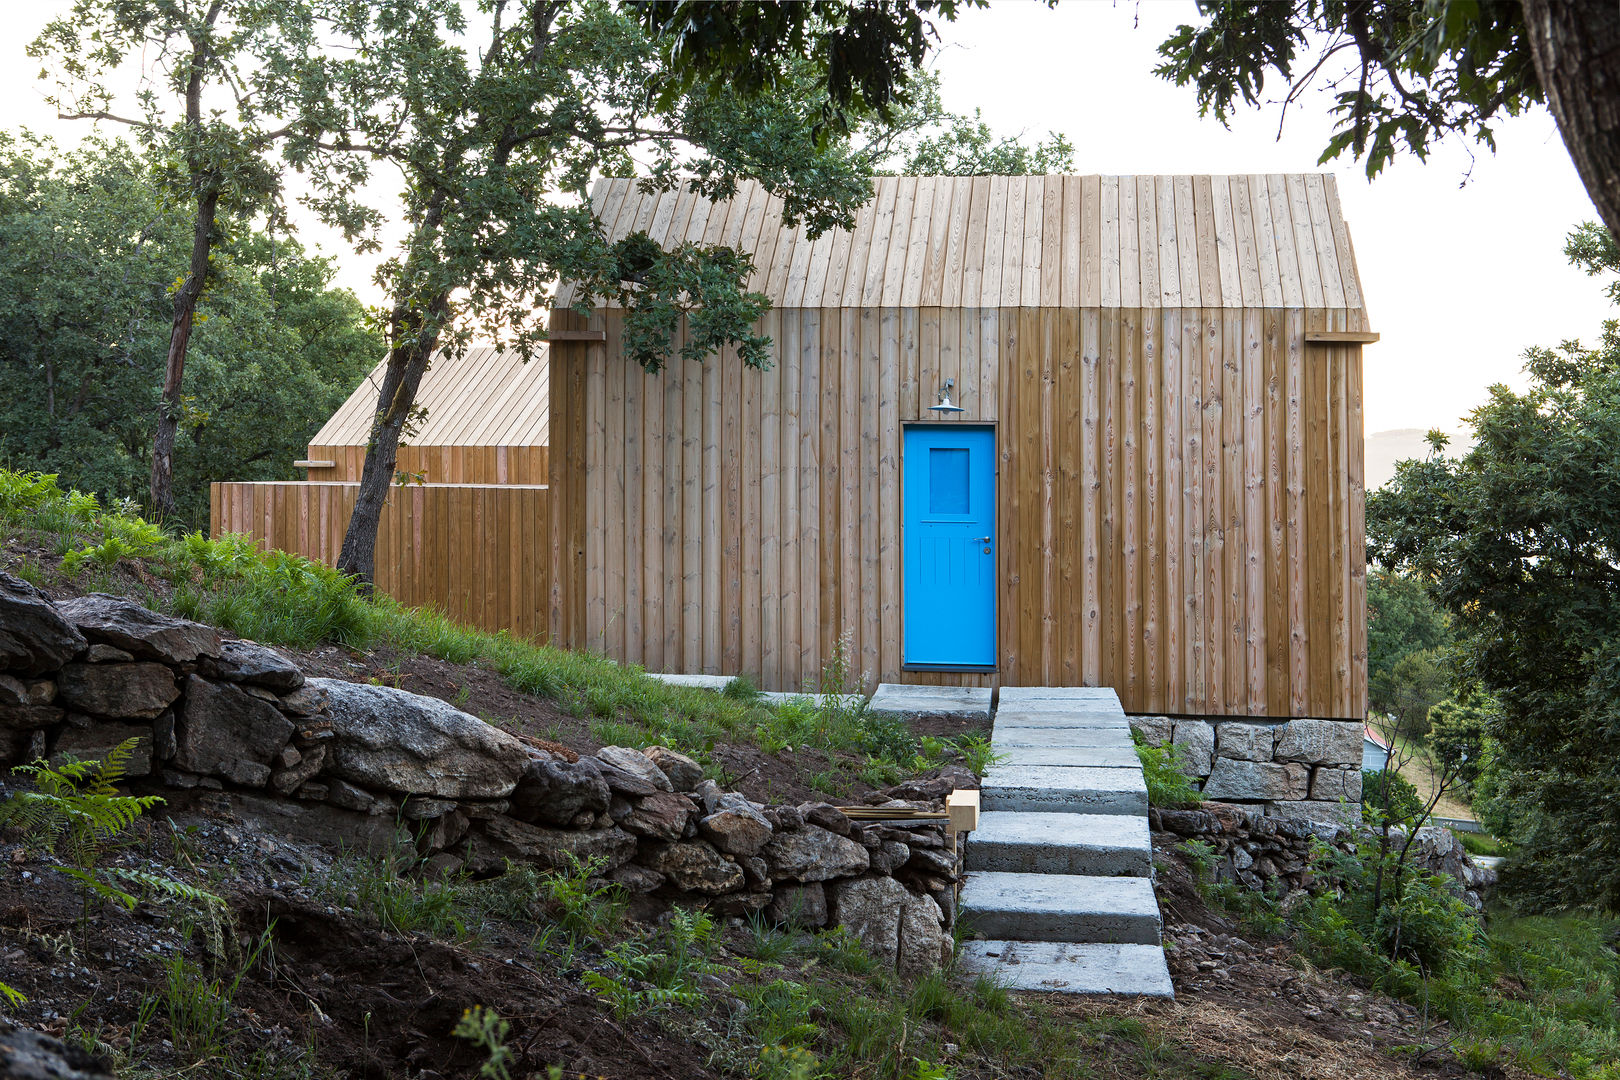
[958,686,1174,997]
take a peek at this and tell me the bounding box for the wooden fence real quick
[210,481,552,639]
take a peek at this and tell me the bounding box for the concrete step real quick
[992,708,1131,728]
[958,940,1174,997]
[966,811,1153,877]
[960,872,1162,944]
[646,672,736,692]
[991,725,1137,749]
[999,686,1122,709]
[980,764,1148,816]
[868,683,992,722]
[993,745,1142,768]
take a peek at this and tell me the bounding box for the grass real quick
[0,468,965,782]
[1184,836,1620,1079]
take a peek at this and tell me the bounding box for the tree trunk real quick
[335,297,449,583]
[149,187,220,518]
[1522,0,1620,239]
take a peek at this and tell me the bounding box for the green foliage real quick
[1427,691,1495,788]
[632,1,979,133]
[1368,278,1620,909]
[0,740,164,867]
[1366,569,1453,723]
[453,1006,514,1080]
[153,924,275,1065]
[1155,1,1542,181]
[0,132,379,528]
[1361,767,1424,827]
[1134,738,1205,810]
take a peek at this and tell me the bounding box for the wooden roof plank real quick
[1266,174,1305,308]
[1060,174,1082,309]
[920,175,955,307]
[980,175,1009,306]
[1136,175,1160,308]
[861,176,900,307]
[880,176,919,307]
[960,176,992,307]
[1153,175,1179,308]
[999,175,1025,306]
[838,182,880,306]
[1118,175,1140,307]
[1304,174,1346,309]
[1246,174,1283,308]
[1031,175,1055,306]
[1174,175,1202,305]
[1100,175,1121,307]
[1321,175,1365,311]
[1204,174,1240,307]
[1284,173,1324,308]
[901,175,937,308]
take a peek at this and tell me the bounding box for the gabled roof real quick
[557,174,1366,311]
[310,345,549,449]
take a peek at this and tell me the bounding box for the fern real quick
[0,739,164,865]
[0,981,24,1008]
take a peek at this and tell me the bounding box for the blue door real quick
[903,425,996,668]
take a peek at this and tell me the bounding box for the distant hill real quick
[1366,428,1439,491]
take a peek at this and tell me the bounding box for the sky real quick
[1,1,1610,437]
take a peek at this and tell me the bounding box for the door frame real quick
[899,420,1000,673]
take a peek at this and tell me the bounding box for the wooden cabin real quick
[212,346,553,637]
[545,174,1372,719]
[299,346,550,484]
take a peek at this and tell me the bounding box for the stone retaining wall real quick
[0,573,960,975]
[1131,715,1363,821]
[1152,802,1494,910]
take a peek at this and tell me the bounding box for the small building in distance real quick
[300,345,550,485]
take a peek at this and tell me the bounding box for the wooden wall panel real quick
[211,481,550,639]
[554,305,1365,719]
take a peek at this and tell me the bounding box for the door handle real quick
[972,536,992,544]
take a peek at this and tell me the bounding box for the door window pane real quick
[929,447,969,514]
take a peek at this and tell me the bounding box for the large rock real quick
[1203,758,1310,801]
[1170,720,1215,776]
[762,824,870,882]
[766,881,828,928]
[0,675,54,706]
[509,756,611,825]
[198,639,304,692]
[52,721,153,778]
[1273,719,1362,766]
[0,572,86,675]
[827,877,949,976]
[0,1017,118,1080]
[0,705,64,731]
[57,662,178,719]
[699,801,774,856]
[481,816,638,871]
[646,840,745,894]
[1214,722,1274,762]
[174,676,294,782]
[313,678,532,799]
[620,790,693,841]
[270,743,328,795]
[55,595,219,663]
[595,746,673,792]
[1308,766,1363,802]
[643,746,703,791]
[1128,716,1172,747]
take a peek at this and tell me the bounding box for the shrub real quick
[1361,767,1423,826]
[1134,738,1204,809]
